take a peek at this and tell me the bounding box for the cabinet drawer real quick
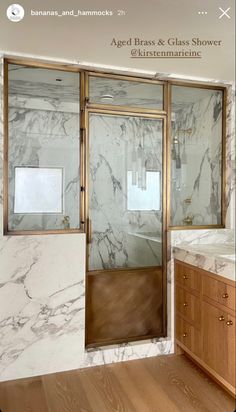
[176,287,200,327]
[176,316,201,357]
[202,301,235,386]
[175,261,201,293]
[203,275,236,312]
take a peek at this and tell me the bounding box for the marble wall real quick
[171,88,223,226]
[0,56,234,382]
[89,113,163,270]
[0,58,173,383]
[8,64,80,231]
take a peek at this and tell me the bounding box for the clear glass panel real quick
[89,76,163,109]
[88,113,163,270]
[171,85,223,226]
[8,64,80,231]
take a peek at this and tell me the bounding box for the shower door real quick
[86,111,166,347]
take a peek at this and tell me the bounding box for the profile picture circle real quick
[7,4,25,22]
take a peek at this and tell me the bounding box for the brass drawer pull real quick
[183,275,188,280]
[183,302,188,307]
[222,293,229,299]
[226,320,233,326]
[182,333,187,337]
[218,316,225,321]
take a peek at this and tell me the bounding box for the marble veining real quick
[0,55,234,382]
[171,88,223,226]
[173,243,235,281]
[89,76,163,109]
[9,64,79,102]
[8,65,80,231]
[0,57,173,383]
[88,113,163,270]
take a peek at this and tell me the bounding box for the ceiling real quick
[0,0,235,82]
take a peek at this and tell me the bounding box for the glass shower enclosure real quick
[85,74,167,347]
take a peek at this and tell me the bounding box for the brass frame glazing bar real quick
[86,103,166,116]
[5,58,81,72]
[87,70,165,85]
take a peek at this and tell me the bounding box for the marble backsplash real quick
[0,55,235,382]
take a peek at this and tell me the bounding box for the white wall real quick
[0,0,235,82]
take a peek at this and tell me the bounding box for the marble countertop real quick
[127,232,162,242]
[173,243,235,282]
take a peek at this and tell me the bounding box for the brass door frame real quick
[84,105,168,344]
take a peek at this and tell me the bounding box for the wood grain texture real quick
[202,302,235,387]
[86,267,163,347]
[176,287,201,327]
[202,275,236,312]
[175,261,201,295]
[0,355,235,412]
[175,260,236,395]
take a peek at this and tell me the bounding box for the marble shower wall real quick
[171,84,235,249]
[8,64,80,231]
[0,58,173,383]
[89,113,163,270]
[171,88,223,226]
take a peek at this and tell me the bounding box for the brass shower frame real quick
[3,58,227,237]
[167,80,227,230]
[3,58,86,235]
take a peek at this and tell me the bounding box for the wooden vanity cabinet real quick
[202,302,235,386]
[175,260,236,396]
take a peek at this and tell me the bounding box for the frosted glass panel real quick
[89,76,163,109]
[127,171,161,211]
[88,113,163,270]
[8,64,80,231]
[14,167,63,214]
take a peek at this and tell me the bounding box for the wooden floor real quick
[0,355,235,412]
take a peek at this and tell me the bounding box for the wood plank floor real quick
[0,355,235,412]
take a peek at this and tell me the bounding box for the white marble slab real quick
[173,243,235,281]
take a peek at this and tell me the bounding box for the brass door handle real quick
[183,302,188,307]
[183,275,188,280]
[182,333,187,337]
[222,293,229,299]
[87,218,92,244]
[226,320,233,326]
[218,316,225,321]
